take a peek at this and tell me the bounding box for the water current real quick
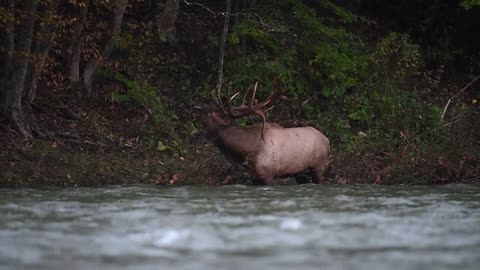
[1,184,479,270]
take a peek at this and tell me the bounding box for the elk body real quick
[196,83,330,185]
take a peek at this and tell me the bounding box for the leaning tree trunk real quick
[24,0,60,107]
[1,1,38,138]
[81,0,128,96]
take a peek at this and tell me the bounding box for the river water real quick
[1,184,479,270]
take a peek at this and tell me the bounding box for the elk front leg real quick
[252,163,275,185]
[253,176,274,185]
[311,167,326,184]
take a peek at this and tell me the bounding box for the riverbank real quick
[0,94,240,187]
[1,93,478,188]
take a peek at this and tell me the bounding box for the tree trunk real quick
[0,0,15,92]
[1,1,38,138]
[233,0,247,56]
[24,0,60,107]
[65,0,90,87]
[81,0,128,96]
[238,0,256,56]
[156,0,179,44]
[217,0,232,93]
[234,0,240,29]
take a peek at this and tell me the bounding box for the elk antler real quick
[211,84,229,116]
[215,78,283,140]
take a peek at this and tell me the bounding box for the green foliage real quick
[347,33,423,125]
[291,0,371,101]
[100,69,177,127]
[372,33,422,81]
[339,33,446,148]
[462,0,480,9]
[227,5,296,93]
[104,70,190,157]
[226,0,369,115]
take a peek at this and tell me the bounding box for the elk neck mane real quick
[212,122,273,161]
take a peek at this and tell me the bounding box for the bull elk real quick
[194,81,330,185]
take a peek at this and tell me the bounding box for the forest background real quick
[1,0,479,187]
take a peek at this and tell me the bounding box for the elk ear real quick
[193,104,213,112]
[211,112,230,125]
[193,105,208,117]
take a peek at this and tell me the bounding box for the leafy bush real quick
[352,33,445,141]
[100,69,176,126]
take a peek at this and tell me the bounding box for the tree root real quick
[7,109,32,139]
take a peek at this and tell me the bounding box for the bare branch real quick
[183,0,219,15]
[181,0,274,31]
[441,74,480,120]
